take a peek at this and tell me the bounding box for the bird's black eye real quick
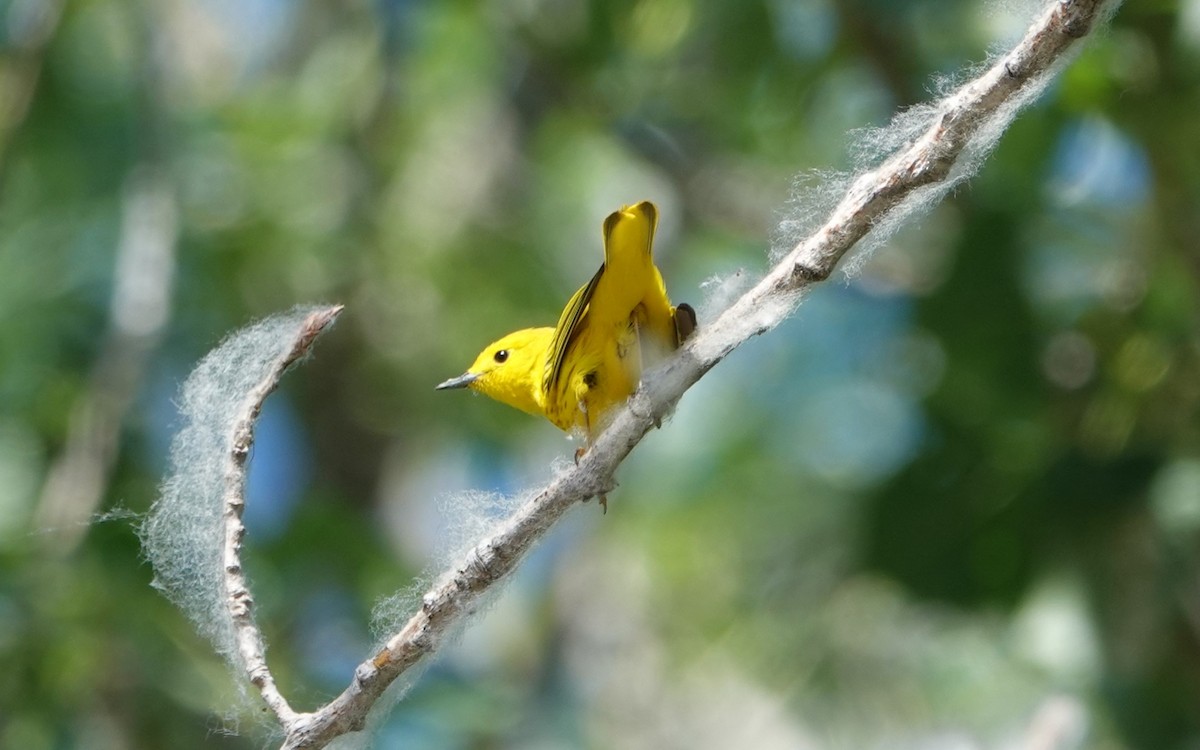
[494,349,509,363]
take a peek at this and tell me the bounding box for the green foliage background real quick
[1,0,1197,747]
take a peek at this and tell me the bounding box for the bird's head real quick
[436,327,554,417]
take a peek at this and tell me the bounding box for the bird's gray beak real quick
[435,372,479,390]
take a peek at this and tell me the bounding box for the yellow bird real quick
[437,201,695,477]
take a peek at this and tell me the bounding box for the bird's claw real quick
[674,302,697,344]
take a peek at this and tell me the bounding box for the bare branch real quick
[142,305,343,734]
[223,306,343,726]
[272,0,1118,747]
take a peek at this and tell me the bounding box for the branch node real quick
[356,661,378,683]
[791,261,830,285]
[1058,0,1093,38]
[370,649,391,671]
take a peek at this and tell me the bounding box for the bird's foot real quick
[675,302,698,344]
[572,446,606,512]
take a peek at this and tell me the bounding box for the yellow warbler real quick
[437,200,695,443]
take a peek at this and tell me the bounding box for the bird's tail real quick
[602,201,657,267]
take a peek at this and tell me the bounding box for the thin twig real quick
[271,1,1115,747]
[221,306,344,726]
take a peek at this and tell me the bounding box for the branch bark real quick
[268,1,1117,747]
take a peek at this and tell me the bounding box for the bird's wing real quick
[543,262,604,398]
